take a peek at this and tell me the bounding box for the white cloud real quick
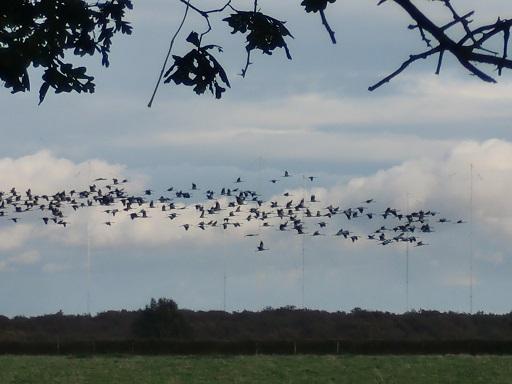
[9,250,41,266]
[442,274,478,288]
[0,225,33,252]
[0,150,146,259]
[103,76,512,168]
[0,249,40,272]
[150,76,512,132]
[301,139,512,250]
[3,139,512,257]
[0,150,132,194]
[3,138,511,253]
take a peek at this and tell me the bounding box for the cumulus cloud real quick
[4,139,512,254]
[0,150,133,194]
[0,150,146,265]
[313,139,512,240]
[1,140,512,312]
[0,225,34,252]
[3,139,512,259]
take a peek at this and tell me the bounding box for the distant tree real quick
[1,0,512,104]
[132,298,192,339]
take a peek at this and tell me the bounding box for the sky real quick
[1,0,512,316]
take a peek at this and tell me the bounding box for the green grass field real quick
[1,355,511,383]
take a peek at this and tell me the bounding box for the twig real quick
[241,50,252,78]
[368,47,441,91]
[435,49,444,75]
[240,0,258,77]
[147,0,191,108]
[441,0,477,45]
[319,9,336,44]
[177,0,233,44]
[499,27,510,75]
[372,0,512,89]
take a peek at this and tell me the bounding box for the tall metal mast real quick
[405,193,410,313]
[469,163,474,314]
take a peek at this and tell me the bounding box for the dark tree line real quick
[1,298,512,342]
[1,1,511,104]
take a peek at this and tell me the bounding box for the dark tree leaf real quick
[186,31,201,47]
[301,0,336,13]
[224,11,294,59]
[163,33,230,99]
[38,82,50,105]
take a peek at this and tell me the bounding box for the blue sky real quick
[1,0,512,316]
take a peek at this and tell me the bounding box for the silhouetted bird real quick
[256,241,267,252]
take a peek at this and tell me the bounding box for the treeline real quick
[1,299,512,343]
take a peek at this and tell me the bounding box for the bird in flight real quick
[0,172,456,253]
[256,241,267,252]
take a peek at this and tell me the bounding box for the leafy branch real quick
[300,0,337,44]
[163,32,230,99]
[224,6,294,77]
[2,0,512,104]
[0,0,133,104]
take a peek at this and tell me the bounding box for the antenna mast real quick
[469,163,474,314]
[405,193,410,313]
[86,161,92,315]
[223,265,227,312]
[301,174,306,309]
[87,221,91,315]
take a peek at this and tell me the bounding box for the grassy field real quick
[1,355,511,383]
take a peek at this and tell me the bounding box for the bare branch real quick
[440,0,477,45]
[441,11,474,32]
[435,49,444,75]
[369,47,441,91]
[371,0,512,90]
[148,0,191,108]
[319,9,336,44]
[177,0,233,43]
[241,50,252,78]
[500,27,510,75]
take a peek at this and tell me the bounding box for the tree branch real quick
[370,0,512,90]
[319,9,336,44]
[368,47,441,91]
[148,0,191,108]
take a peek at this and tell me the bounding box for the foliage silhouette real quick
[3,304,512,345]
[1,0,512,104]
[0,0,132,104]
[223,9,293,77]
[132,298,192,339]
[163,32,230,99]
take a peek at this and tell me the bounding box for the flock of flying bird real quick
[0,171,465,252]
